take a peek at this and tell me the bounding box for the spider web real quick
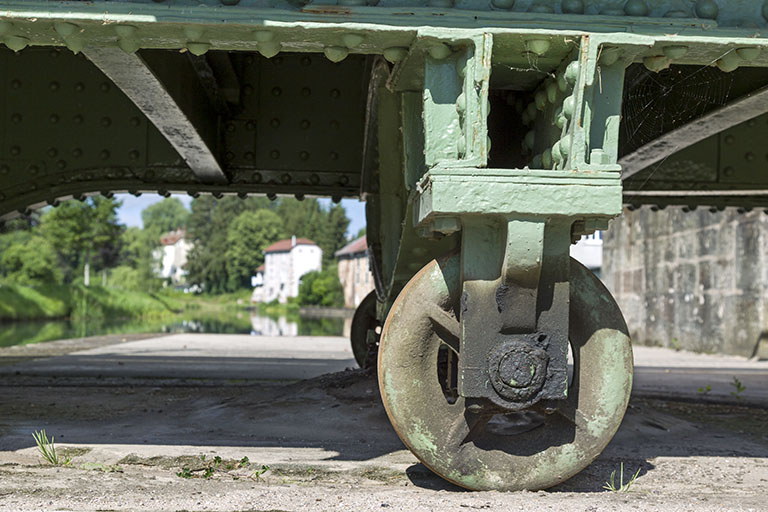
[620,64,736,155]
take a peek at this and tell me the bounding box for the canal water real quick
[0,312,347,348]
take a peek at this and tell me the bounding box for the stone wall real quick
[602,206,768,357]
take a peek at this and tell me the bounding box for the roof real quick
[335,235,367,257]
[263,237,317,253]
[255,264,265,272]
[160,229,185,246]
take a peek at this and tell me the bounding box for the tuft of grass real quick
[603,462,641,492]
[250,465,270,481]
[697,384,712,395]
[32,430,71,466]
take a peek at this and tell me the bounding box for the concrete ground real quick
[0,334,767,511]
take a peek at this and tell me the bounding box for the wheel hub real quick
[488,333,550,408]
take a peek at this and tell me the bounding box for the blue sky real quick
[115,193,367,238]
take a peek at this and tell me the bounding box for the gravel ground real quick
[0,335,766,511]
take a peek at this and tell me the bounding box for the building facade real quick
[603,206,768,358]
[251,236,322,304]
[158,229,191,284]
[335,235,375,308]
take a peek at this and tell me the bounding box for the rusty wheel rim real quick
[351,290,379,368]
[378,253,633,491]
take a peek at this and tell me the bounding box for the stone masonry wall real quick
[602,206,768,357]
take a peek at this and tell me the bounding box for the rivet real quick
[10,79,21,89]
[49,81,60,92]
[332,196,342,204]
[299,151,310,161]
[490,0,515,8]
[294,194,305,201]
[259,42,281,59]
[542,149,553,169]
[244,151,255,161]
[65,38,85,54]
[561,0,585,14]
[525,39,551,57]
[270,118,281,128]
[559,135,571,158]
[5,35,29,52]
[736,47,761,61]
[643,56,671,72]
[100,150,110,160]
[115,25,137,39]
[101,117,112,127]
[724,134,734,144]
[49,114,60,124]
[100,82,111,93]
[270,150,280,159]
[300,119,311,129]
[72,148,83,157]
[267,193,277,201]
[342,34,365,49]
[330,151,339,160]
[748,119,757,127]
[330,89,341,98]
[746,152,756,162]
[47,148,58,158]
[428,43,452,60]
[723,166,735,177]
[552,142,562,166]
[11,113,21,123]
[47,198,60,207]
[0,165,9,175]
[75,82,85,92]
[246,121,256,131]
[28,165,39,176]
[546,81,558,103]
[624,0,649,16]
[129,150,140,160]
[564,61,579,85]
[562,95,575,119]
[187,42,210,56]
[535,91,547,111]
[456,92,466,114]
[339,175,349,185]
[130,117,141,127]
[281,173,292,184]
[383,47,408,63]
[600,47,622,66]
[528,3,554,13]
[225,151,235,161]
[716,53,740,73]
[662,46,688,60]
[525,102,537,121]
[251,172,262,183]
[310,174,320,185]
[301,87,311,97]
[524,130,535,150]
[226,122,236,133]
[324,46,349,62]
[10,146,21,156]
[694,0,718,19]
[271,87,282,96]
[330,120,340,129]
[73,115,84,125]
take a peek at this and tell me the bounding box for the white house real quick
[335,235,375,308]
[570,231,603,276]
[158,229,191,284]
[251,236,323,303]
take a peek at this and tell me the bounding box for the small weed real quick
[32,430,71,466]
[670,338,681,351]
[603,462,641,492]
[202,466,215,479]
[239,456,249,468]
[177,467,194,479]
[697,384,711,395]
[251,465,270,481]
[730,377,746,399]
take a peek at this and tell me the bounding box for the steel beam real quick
[620,85,768,181]
[84,47,227,184]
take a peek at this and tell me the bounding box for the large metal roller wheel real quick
[351,290,380,368]
[378,253,633,491]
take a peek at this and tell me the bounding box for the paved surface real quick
[0,334,766,511]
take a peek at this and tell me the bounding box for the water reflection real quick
[0,312,346,348]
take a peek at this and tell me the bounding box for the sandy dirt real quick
[0,335,767,511]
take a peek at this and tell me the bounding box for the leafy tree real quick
[355,227,366,239]
[117,227,162,291]
[225,209,284,290]
[141,198,190,234]
[39,197,123,284]
[185,196,273,293]
[276,199,350,267]
[0,232,61,285]
[297,268,344,307]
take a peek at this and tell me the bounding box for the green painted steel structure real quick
[2,0,767,491]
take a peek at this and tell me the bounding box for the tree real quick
[185,196,273,293]
[117,227,162,291]
[141,197,190,234]
[297,268,344,307]
[0,231,62,285]
[40,197,123,284]
[225,210,284,290]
